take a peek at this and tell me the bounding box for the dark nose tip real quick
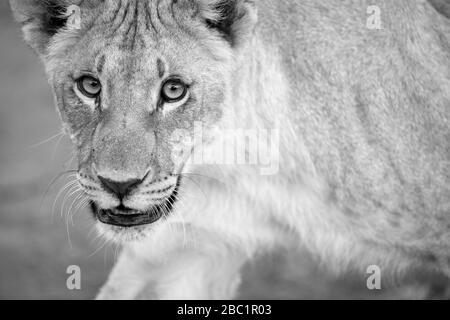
[98,176,142,199]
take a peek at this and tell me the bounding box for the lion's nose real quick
[98,176,142,199]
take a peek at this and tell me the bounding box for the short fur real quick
[10,0,450,299]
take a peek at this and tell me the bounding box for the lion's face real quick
[41,2,235,243]
[11,0,255,241]
[57,3,232,239]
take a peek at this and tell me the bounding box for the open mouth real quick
[90,186,179,228]
[96,206,163,227]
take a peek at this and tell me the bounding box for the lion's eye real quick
[161,79,187,103]
[76,76,101,98]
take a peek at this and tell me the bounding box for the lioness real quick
[10,0,450,299]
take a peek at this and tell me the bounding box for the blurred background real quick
[0,1,441,300]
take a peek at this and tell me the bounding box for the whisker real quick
[51,179,79,221]
[60,186,82,219]
[74,197,90,216]
[67,192,86,226]
[88,236,109,258]
[28,131,65,149]
[66,208,74,250]
[175,182,207,214]
[62,188,83,249]
[162,189,190,248]
[177,172,226,186]
[51,132,67,163]
[177,175,208,203]
[87,224,99,242]
[88,224,108,255]
[172,202,188,248]
[40,170,78,215]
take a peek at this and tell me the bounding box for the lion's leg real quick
[148,247,246,300]
[97,224,248,300]
[96,245,150,300]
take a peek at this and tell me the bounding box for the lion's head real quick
[11,0,257,240]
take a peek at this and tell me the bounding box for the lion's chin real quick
[95,222,153,244]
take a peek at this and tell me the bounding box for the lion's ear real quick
[200,0,257,47]
[9,0,71,55]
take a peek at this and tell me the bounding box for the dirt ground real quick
[0,2,428,300]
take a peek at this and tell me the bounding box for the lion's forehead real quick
[92,0,198,46]
[48,0,203,69]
